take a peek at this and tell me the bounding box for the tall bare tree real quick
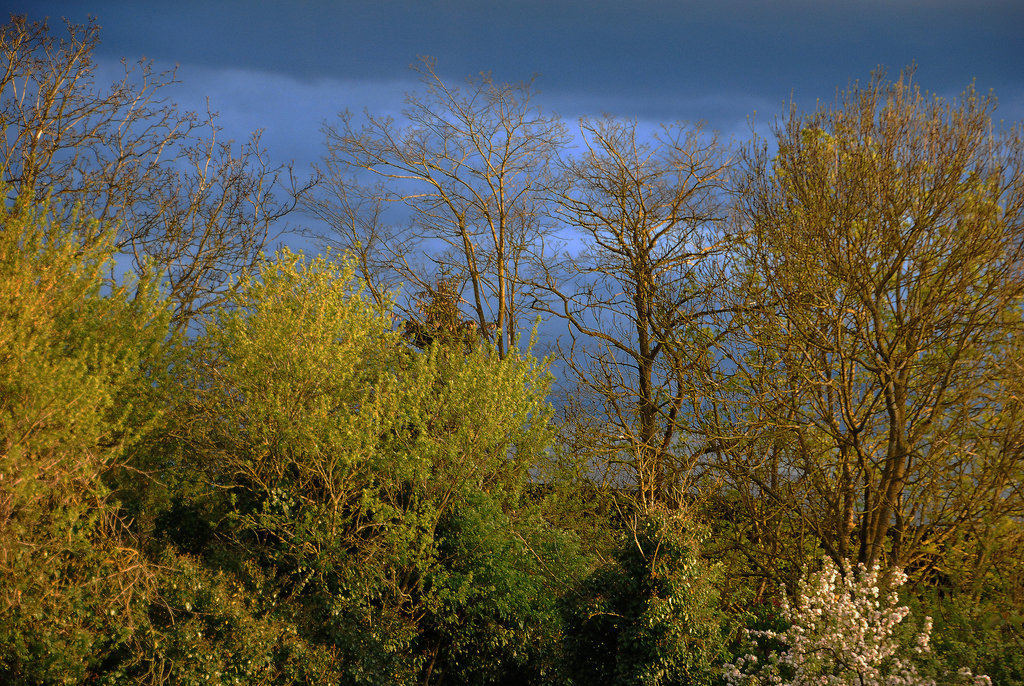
[1,15,308,328]
[309,58,567,356]
[536,117,731,510]
[718,70,1024,571]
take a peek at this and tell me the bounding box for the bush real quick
[162,249,569,683]
[722,556,990,686]
[0,199,170,681]
[561,506,725,686]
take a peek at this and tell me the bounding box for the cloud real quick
[34,0,1018,144]
[91,54,784,185]
[94,57,422,174]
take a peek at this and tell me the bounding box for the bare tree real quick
[309,58,568,356]
[535,117,731,510]
[1,15,309,328]
[718,69,1024,571]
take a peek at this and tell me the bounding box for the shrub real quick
[0,199,170,681]
[561,506,725,686]
[165,249,567,683]
[722,556,990,686]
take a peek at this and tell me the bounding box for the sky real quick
[6,0,1022,371]
[9,0,1023,191]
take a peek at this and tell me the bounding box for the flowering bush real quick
[722,557,990,686]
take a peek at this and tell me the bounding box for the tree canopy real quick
[2,15,1022,683]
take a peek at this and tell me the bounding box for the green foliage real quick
[5,55,1022,685]
[561,506,726,686]
[915,594,1024,686]
[416,491,569,685]
[130,550,347,685]
[162,249,568,683]
[905,521,1024,684]
[723,600,791,678]
[0,198,171,681]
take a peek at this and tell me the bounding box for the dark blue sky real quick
[5,0,1022,359]
[6,0,1023,231]
[29,2,1024,97]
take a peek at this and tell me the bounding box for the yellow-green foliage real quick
[0,199,170,681]
[166,249,560,683]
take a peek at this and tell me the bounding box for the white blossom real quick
[722,557,989,686]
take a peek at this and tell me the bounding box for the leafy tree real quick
[132,551,349,685]
[715,69,1024,575]
[0,197,171,681]
[165,249,570,683]
[560,506,725,686]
